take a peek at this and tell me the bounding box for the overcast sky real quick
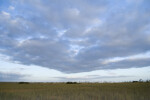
[0,0,150,82]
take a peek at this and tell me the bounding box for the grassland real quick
[0,82,150,100]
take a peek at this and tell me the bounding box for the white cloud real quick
[9,6,15,10]
[68,8,80,16]
[69,44,84,56]
[1,11,10,18]
[102,52,150,64]
[84,18,102,34]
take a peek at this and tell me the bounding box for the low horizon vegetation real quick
[15,79,150,84]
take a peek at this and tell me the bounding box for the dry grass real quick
[0,82,150,100]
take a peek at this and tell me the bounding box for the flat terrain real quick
[0,82,150,100]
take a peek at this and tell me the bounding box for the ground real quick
[0,82,150,100]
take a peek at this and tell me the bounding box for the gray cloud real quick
[0,72,28,82]
[0,0,150,73]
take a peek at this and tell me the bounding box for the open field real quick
[0,82,150,100]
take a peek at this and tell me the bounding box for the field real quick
[0,82,150,100]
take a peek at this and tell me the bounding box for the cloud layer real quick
[0,0,150,73]
[0,72,27,82]
[53,75,134,82]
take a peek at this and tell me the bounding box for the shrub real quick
[18,82,29,84]
[66,82,78,84]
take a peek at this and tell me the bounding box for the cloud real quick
[0,72,28,82]
[53,75,133,82]
[0,0,150,73]
[102,52,150,64]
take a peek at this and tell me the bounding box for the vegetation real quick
[0,82,150,100]
[18,82,30,84]
[66,82,78,84]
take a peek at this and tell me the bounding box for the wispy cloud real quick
[53,75,134,82]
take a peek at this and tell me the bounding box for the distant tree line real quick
[17,79,150,84]
[132,79,150,83]
[66,82,78,84]
[18,82,30,84]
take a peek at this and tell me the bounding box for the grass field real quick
[0,82,150,100]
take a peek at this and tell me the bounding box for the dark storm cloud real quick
[0,0,150,73]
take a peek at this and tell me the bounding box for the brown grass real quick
[0,82,150,100]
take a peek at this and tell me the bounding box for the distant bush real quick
[132,81,138,83]
[18,82,29,84]
[146,80,150,83]
[132,79,150,83]
[66,82,78,84]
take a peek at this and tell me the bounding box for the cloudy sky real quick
[0,0,150,82]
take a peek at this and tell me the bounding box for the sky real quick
[0,0,150,82]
